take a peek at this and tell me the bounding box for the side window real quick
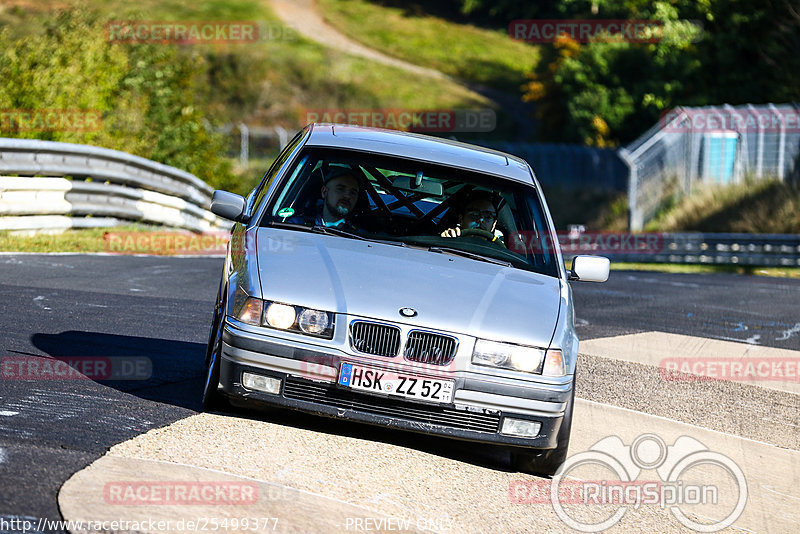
[247,129,306,216]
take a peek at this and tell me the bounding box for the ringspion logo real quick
[511,433,747,532]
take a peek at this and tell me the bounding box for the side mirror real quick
[210,190,247,222]
[569,255,610,282]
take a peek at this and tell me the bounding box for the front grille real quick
[404,331,457,365]
[283,377,500,433]
[350,321,400,357]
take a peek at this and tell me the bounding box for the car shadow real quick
[30,330,207,411]
[30,330,517,474]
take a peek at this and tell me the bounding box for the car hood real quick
[255,228,562,347]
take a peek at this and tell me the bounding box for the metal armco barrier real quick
[0,138,226,232]
[561,233,800,267]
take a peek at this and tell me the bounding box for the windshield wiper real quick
[268,221,314,232]
[267,221,363,238]
[316,226,408,247]
[428,246,512,267]
[268,221,405,247]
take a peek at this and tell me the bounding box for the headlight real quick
[265,302,296,329]
[262,300,334,339]
[297,308,330,334]
[471,339,545,373]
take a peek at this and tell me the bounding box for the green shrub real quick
[0,8,234,189]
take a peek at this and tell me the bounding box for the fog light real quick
[242,372,282,395]
[501,418,542,437]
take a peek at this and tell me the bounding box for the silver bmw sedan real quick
[204,123,609,476]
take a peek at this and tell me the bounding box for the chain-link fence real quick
[621,103,800,230]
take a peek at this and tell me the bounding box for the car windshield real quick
[260,147,560,277]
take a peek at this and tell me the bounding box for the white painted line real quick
[33,296,51,311]
[0,410,19,416]
[581,331,800,395]
[778,323,800,341]
[0,447,6,464]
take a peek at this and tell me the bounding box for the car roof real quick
[305,123,535,185]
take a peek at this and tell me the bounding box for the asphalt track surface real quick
[0,254,798,531]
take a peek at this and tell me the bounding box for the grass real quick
[646,179,800,234]
[0,0,501,199]
[543,187,628,231]
[4,228,798,280]
[0,224,233,254]
[0,0,494,132]
[0,224,164,253]
[317,0,539,93]
[562,259,800,279]
[608,262,800,279]
[557,179,800,234]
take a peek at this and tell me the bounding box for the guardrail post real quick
[769,104,786,179]
[274,126,288,151]
[619,148,641,231]
[239,123,249,168]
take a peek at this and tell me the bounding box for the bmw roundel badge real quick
[399,307,418,318]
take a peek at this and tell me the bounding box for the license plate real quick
[338,363,454,404]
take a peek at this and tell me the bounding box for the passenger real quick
[440,190,504,244]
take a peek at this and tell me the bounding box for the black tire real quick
[202,287,227,412]
[510,376,576,477]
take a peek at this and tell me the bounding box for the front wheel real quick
[202,293,227,411]
[511,441,570,477]
[510,376,576,477]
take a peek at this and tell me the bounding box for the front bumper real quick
[219,322,572,449]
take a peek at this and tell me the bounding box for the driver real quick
[440,191,504,244]
[317,168,361,229]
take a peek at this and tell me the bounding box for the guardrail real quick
[0,138,226,232]
[561,233,800,267]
